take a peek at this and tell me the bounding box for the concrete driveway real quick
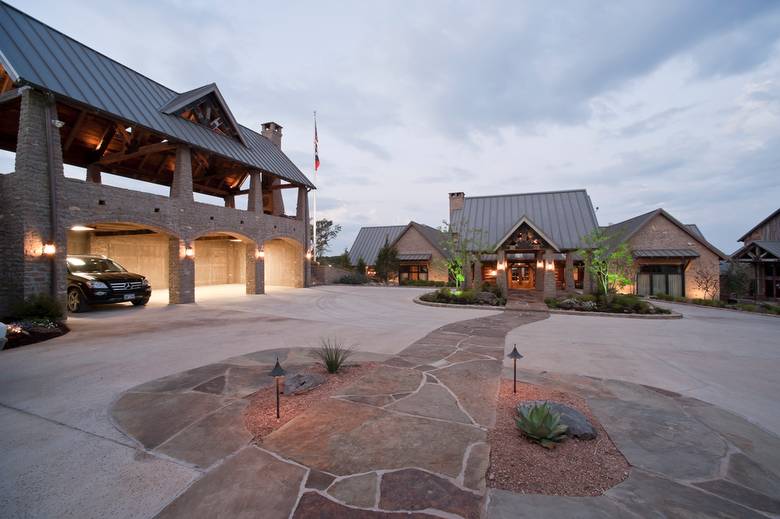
[0,285,498,519]
[507,302,780,433]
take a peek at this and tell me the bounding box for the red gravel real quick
[487,380,630,496]
[244,363,376,442]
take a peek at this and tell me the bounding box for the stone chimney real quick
[449,192,465,220]
[261,122,283,148]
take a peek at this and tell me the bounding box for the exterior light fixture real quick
[305,251,313,260]
[51,119,65,128]
[70,225,95,231]
[42,243,57,256]
[507,345,524,394]
[536,260,544,269]
[256,248,265,259]
[269,357,286,419]
[489,269,498,277]
[229,238,242,242]
[184,246,195,258]
[125,126,133,133]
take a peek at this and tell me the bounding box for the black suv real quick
[66,255,152,312]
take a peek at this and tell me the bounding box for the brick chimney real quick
[261,122,283,148]
[449,192,465,220]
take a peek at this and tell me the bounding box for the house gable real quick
[739,208,780,243]
[494,216,560,252]
[160,83,248,146]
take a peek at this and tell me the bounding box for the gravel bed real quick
[244,363,376,441]
[487,380,630,496]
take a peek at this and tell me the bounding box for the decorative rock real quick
[476,291,499,305]
[517,400,597,440]
[283,372,325,395]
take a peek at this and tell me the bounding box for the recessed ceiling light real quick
[70,225,95,231]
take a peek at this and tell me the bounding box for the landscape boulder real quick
[517,400,597,440]
[476,291,499,306]
[283,372,326,395]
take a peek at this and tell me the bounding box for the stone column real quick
[298,187,311,287]
[543,249,556,298]
[496,249,508,296]
[564,252,575,291]
[474,258,483,287]
[170,145,193,201]
[245,245,264,295]
[535,250,544,291]
[3,89,67,315]
[297,187,307,221]
[248,172,263,213]
[86,164,102,183]
[224,194,235,209]
[583,267,592,294]
[168,237,194,304]
[271,178,284,216]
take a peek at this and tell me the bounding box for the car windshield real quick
[67,257,127,273]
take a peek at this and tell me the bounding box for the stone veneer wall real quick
[627,214,721,299]
[0,88,310,316]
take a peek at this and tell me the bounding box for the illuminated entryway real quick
[264,237,304,288]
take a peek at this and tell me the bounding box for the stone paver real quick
[293,492,437,518]
[328,473,379,508]
[155,446,306,519]
[380,469,483,518]
[488,489,636,519]
[385,382,473,424]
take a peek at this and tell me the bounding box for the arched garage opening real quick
[193,231,257,301]
[65,221,176,309]
[264,237,304,289]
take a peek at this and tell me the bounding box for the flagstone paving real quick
[109,309,780,518]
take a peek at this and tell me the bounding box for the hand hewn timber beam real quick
[270,183,299,190]
[92,125,117,161]
[98,142,176,166]
[63,110,87,151]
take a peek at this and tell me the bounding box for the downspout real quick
[43,94,59,298]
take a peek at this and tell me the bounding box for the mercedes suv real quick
[66,255,152,312]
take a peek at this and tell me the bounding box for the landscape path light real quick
[507,344,524,394]
[269,357,286,419]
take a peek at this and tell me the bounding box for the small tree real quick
[356,257,367,276]
[437,220,489,290]
[312,219,342,259]
[375,238,399,284]
[337,249,352,270]
[692,266,719,300]
[578,228,634,301]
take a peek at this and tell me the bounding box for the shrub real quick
[516,403,568,449]
[314,337,353,373]
[337,273,368,285]
[400,279,447,287]
[9,294,63,321]
[544,298,558,309]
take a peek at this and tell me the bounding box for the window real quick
[399,263,428,281]
[637,264,684,297]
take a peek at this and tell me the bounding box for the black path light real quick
[507,345,524,394]
[269,357,286,419]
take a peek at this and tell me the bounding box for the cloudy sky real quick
[7,0,780,254]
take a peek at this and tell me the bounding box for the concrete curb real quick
[412,296,505,311]
[547,308,683,319]
[651,299,780,319]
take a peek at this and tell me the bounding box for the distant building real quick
[348,222,449,282]
[732,208,780,300]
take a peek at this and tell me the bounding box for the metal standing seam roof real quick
[732,240,780,260]
[0,2,314,189]
[398,253,432,261]
[451,189,599,251]
[348,225,406,265]
[633,249,700,258]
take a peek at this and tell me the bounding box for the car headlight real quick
[142,278,150,287]
[87,280,108,289]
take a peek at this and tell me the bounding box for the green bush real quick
[420,287,504,306]
[337,273,368,285]
[544,298,559,309]
[400,279,447,287]
[515,403,568,449]
[313,337,353,373]
[9,294,63,321]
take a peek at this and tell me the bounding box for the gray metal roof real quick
[451,189,599,251]
[685,224,704,241]
[398,253,432,261]
[732,240,780,260]
[349,225,406,265]
[0,2,314,188]
[633,249,700,258]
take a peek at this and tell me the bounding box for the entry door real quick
[509,263,535,289]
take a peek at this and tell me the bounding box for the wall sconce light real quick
[70,225,95,232]
[305,251,313,260]
[545,260,554,271]
[536,260,544,269]
[184,246,195,258]
[51,119,65,129]
[256,248,265,259]
[489,269,498,277]
[42,243,57,256]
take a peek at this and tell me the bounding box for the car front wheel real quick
[131,297,149,307]
[67,288,88,313]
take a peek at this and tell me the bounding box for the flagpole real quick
[312,110,318,262]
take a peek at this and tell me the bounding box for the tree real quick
[375,238,399,284]
[356,257,367,276]
[436,221,489,290]
[723,261,749,300]
[692,266,719,300]
[578,228,634,301]
[312,219,342,259]
[337,249,353,270]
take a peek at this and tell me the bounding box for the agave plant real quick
[314,337,353,373]
[515,402,568,449]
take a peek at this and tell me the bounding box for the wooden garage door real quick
[90,234,169,289]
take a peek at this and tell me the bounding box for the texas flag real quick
[314,116,320,172]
